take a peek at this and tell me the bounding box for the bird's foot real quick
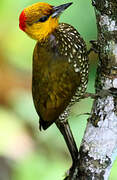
[82,90,114,100]
[87,40,99,55]
[81,92,98,99]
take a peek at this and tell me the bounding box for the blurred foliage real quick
[0,0,116,179]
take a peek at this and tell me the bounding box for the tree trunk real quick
[66,0,117,179]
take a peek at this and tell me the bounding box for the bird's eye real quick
[37,15,49,23]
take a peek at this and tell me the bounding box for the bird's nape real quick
[19,10,26,31]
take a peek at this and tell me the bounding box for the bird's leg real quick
[87,40,99,55]
[81,92,98,99]
[55,119,78,164]
[81,90,113,100]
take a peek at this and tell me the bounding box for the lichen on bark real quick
[66,0,117,179]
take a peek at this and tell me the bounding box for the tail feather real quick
[55,119,78,161]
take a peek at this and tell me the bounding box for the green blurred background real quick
[0,0,116,179]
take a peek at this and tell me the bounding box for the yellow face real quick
[19,2,59,41]
[25,15,59,41]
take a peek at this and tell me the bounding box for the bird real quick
[19,2,89,166]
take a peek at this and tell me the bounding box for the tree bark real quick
[66,0,117,179]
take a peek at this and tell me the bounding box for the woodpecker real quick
[19,2,89,165]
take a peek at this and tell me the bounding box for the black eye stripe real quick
[35,15,50,23]
[39,16,48,22]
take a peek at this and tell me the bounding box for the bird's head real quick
[19,2,72,42]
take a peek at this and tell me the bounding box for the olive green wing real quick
[32,42,81,130]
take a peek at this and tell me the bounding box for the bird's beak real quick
[52,2,73,18]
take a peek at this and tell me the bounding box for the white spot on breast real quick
[72,48,77,54]
[74,63,77,67]
[68,36,72,40]
[70,53,73,58]
[78,55,81,59]
[75,68,80,72]
[68,58,71,62]
[81,77,85,80]
[74,44,78,49]
[62,38,64,42]
[67,28,71,31]
[69,32,74,36]
[68,44,71,48]
[83,69,86,72]
[62,43,65,48]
